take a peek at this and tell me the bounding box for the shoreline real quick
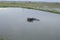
[0,7,60,14]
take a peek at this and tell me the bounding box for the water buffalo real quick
[27,18,40,22]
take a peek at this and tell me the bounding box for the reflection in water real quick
[0,8,60,40]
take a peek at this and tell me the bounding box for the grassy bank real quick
[0,1,60,14]
[19,7,60,14]
[0,35,9,40]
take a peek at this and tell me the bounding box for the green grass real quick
[0,1,60,14]
[19,7,60,14]
[0,35,8,40]
[0,38,3,40]
[0,35,4,40]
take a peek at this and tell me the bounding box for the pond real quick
[0,8,60,40]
